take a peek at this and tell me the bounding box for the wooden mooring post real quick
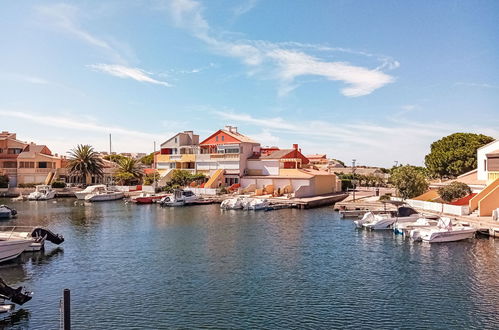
[61,289,71,330]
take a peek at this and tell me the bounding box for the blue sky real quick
[1,0,498,167]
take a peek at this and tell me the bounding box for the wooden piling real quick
[62,289,71,330]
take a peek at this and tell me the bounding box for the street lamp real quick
[352,159,357,202]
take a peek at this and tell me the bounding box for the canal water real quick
[0,199,499,329]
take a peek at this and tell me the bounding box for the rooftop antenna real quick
[109,134,113,186]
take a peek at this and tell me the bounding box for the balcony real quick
[210,153,240,160]
[0,168,17,174]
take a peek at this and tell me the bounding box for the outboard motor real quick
[0,278,32,305]
[31,228,65,245]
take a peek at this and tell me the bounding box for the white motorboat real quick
[0,206,17,219]
[220,197,244,210]
[27,185,56,201]
[0,238,34,263]
[362,202,421,230]
[159,189,198,207]
[74,184,107,200]
[84,186,124,202]
[0,227,64,252]
[393,217,438,236]
[244,198,269,210]
[354,211,380,228]
[411,217,476,243]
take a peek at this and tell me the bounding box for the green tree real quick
[142,171,160,185]
[438,182,472,203]
[115,158,143,185]
[103,154,128,163]
[425,133,494,179]
[67,144,104,183]
[390,165,429,199]
[140,153,155,166]
[331,159,345,167]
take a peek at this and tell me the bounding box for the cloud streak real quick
[88,64,172,87]
[166,0,396,97]
[36,3,126,63]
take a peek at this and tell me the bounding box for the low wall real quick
[392,197,470,216]
[187,188,218,195]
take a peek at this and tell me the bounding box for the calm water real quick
[0,199,499,329]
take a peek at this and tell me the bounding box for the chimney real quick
[231,126,238,133]
[224,125,232,132]
[293,144,298,150]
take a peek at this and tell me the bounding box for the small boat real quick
[411,217,476,243]
[84,186,124,202]
[0,227,64,252]
[159,189,198,207]
[0,206,17,220]
[27,185,56,201]
[74,184,107,200]
[244,198,269,210]
[0,238,34,263]
[361,202,421,230]
[131,192,168,204]
[221,196,245,210]
[393,218,438,236]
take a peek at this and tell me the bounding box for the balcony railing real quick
[0,168,17,174]
[210,153,239,159]
[488,171,499,183]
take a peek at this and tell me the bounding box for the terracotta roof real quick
[260,149,294,159]
[221,129,259,144]
[306,154,327,159]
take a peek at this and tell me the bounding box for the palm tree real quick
[115,157,143,185]
[67,145,104,184]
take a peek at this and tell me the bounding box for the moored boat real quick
[0,227,64,252]
[131,193,168,204]
[411,217,476,243]
[84,186,124,202]
[159,189,198,207]
[0,206,17,220]
[361,202,421,230]
[0,238,34,263]
[27,185,56,201]
[74,184,107,200]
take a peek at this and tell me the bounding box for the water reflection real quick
[0,309,31,329]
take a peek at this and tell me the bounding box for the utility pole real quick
[352,159,357,202]
[153,141,157,191]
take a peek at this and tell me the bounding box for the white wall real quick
[478,140,499,181]
[247,160,279,175]
[392,197,470,216]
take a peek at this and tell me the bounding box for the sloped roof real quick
[260,149,295,159]
[306,154,327,159]
[200,129,259,145]
[486,149,499,157]
[221,129,258,144]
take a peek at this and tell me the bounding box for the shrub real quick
[379,193,392,201]
[51,181,67,188]
[341,179,353,191]
[0,175,8,188]
[438,182,472,203]
[18,183,40,188]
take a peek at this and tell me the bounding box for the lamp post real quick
[352,159,357,202]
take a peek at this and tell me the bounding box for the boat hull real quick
[0,240,34,263]
[85,192,124,202]
[421,229,476,243]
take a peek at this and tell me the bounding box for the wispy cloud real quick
[36,3,126,63]
[0,110,172,154]
[165,0,396,97]
[0,110,162,140]
[232,0,259,19]
[212,110,497,166]
[87,64,172,87]
[455,82,499,89]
